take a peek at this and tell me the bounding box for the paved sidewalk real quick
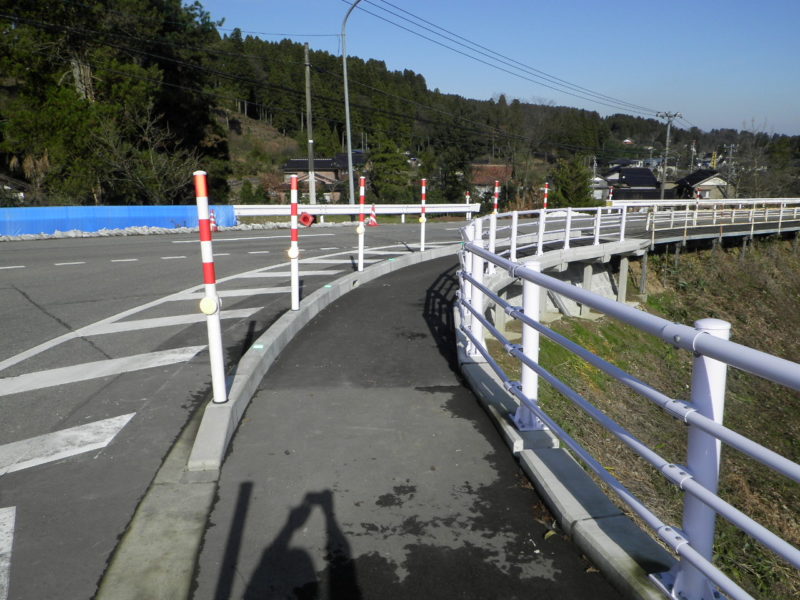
[192,257,621,599]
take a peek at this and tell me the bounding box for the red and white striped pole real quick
[288,175,300,310]
[493,180,500,214]
[193,170,227,404]
[420,178,427,252]
[465,190,472,220]
[357,176,366,272]
[488,180,500,274]
[543,181,549,210]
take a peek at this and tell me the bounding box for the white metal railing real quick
[457,206,800,600]
[234,202,481,220]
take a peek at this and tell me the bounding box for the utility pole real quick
[341,0,363,205]
[657,111,682,200]
[304,43,317,204]
[689,140,696,172]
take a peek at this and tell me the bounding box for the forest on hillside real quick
[2,0,799,206]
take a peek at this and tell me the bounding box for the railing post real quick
[419,178,427,252]
[510,211,519,262]
[488,211,497,275]
[357,176,365,272]
[619,205,627,242]
[564,207,572,249]
[289,175,300,311]
[514,263,545,431]
[465,191,472,220]
[672,318,731,600]
[468,218,485,357]
[537,209,547,255]
[778,202,784,233]
[593,207,601,245]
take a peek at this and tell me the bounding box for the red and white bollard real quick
[543,181,549,210]
[193,170,227,404]
[209,209,218,233]
[488,180,499,274]
[368,205,379,226]
[465,191,472,220]
[357,176,366,272]
[493,180,500,214]
[288,175,300,311]
[420,178,427,252]
[608,185,614,205]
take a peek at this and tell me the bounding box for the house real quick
[468,163,513,196]
[674,170,734,199]
[602,167,673,200]
[281,152,367,202]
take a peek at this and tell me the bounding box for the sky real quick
[195,0,800,136]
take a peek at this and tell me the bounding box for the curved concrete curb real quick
[187,243,461,472]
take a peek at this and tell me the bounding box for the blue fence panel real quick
[0,205,236,236]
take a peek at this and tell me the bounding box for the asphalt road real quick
[0,222,462,600]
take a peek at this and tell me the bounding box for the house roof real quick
[283,152,367,173]
[675,169,725,188]
[469,164,513,186]
[604,167,659,188]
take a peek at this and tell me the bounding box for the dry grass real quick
[486,236,800,599]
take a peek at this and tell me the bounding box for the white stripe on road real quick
[363,250,408,255]
[0,506,14,600]
[237,270,342,278]
[54,262,85,266]
[160,256,186,260]
[0,413,135,475]
[111,259,138,263]
[320,247,339,250]
[172,234,336,243]
[80,308,262,336]
[248,251,270,254]
[215,253,230,256]
[0,266,25,270]
[0,346,205,397]
[177,287,291,300]
[301,258,380,264]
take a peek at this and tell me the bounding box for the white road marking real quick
[54,262,85,266]
[0,346,205,397]
[111,259,138,263]
[0,266,25,270]
[301,258,380,264]
[160,256,186,260]
[0,413,135,475]
[237,270,342,278]
[214,253,230,256]
[172,233,335,243]
[363,250,408,255]
[247,251,270,254]
[177,287,291,300]
[0,506,14,600]
[80,308,262,336]
[320,247,339,250]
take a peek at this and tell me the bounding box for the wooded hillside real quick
[2,1,799,206]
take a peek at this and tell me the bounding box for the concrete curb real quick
[187,243,461,472]
[453,311,675,600]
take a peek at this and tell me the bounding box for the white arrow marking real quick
[0,347,205,397]
[0,507,14,600]
[80,308,261,336]
[0,413,135,475]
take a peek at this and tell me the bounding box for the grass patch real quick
[486,236,800,599]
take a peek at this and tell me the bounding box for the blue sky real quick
[195,0,800,135]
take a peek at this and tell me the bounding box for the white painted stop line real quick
[0,346,205,397]
[0,413,135,475]
[0,506,14,600]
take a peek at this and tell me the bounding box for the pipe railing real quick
[457,208,800,600]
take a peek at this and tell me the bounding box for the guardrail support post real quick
[510,211,519,262]
[593,208,602,246]
[289,175,300,310]
[514,263,545,431]
[468,218,485,357]
[617,256,629,303]
[671,318,731,600]
[488,212,497,275]
[564,207,572,249]
[537,210,547,255]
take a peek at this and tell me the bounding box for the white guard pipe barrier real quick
[288,175,300,311]
[419,178,427,252]
[193,171,227,404]
[459,205,800,600]
[357,176,366,272]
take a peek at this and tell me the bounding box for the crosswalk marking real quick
[0,413,135,476]
[0,346,205,397]
[0,507,14,600]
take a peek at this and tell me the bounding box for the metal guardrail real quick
[234,202,481,218]
[457,203,800,600]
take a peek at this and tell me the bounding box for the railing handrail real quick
[234,202,481,217]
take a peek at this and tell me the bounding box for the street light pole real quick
[657,111,682,200]
[341,0,363,205]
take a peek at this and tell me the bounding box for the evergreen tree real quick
[549,156,593,207]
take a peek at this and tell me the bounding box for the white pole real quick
[514,263,544,430]
[419,178,427,252]
[289,175,300,310]
[510,211,519,262]
[465,190,472,220]
[357,176,365,272]
[193,171,227,404]
[468,218,484,356]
